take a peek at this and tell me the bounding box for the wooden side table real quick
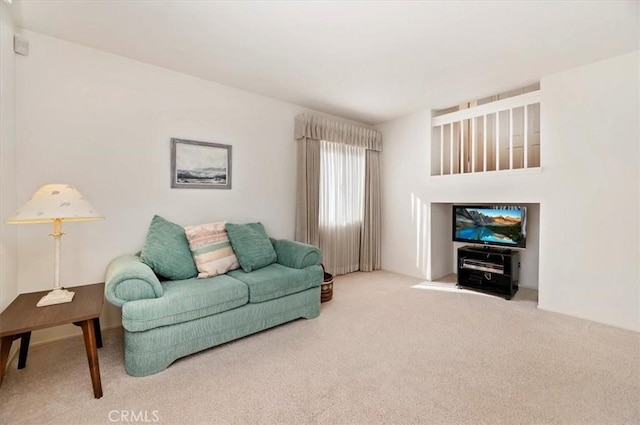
[0,282,105,399]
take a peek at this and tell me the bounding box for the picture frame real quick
[170,138,232,189]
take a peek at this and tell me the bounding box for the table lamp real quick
[6,184,104,307]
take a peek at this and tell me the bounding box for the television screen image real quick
[453,205,526,248]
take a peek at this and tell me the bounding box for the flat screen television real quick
[453,205,527,248]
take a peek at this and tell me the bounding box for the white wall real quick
[378,51,639,331]
[0,2,18,311]
[6,31,638,345]
[11,31,355,342]
[378,112,543,288]
[378,110,432,279]
[538,51,639,331]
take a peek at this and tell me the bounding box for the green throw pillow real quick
[225,222,277,272]
[140,215,198,280]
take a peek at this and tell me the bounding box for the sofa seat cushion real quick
[227,263,322,303]
[122,274,249,332]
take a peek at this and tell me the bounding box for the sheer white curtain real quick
[319,140,365,275]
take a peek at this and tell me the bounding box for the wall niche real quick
[428,202,540,293]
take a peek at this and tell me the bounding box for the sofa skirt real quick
[123,286,320,377]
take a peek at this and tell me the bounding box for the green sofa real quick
[105,238,322,377]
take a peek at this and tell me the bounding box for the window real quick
[319,140,366,275]
[319,140,365,226]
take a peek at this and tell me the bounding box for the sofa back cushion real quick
[140,215,198,280]
[225,222,277,272]
[184,221,240,278]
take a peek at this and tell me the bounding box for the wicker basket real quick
[321,265,333,303]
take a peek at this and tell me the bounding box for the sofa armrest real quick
[272,239,322,269]
[105,255,164,307]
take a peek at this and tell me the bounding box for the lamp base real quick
[37,288,75,307]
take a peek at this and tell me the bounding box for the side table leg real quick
[93,318,103,349]
[80,320,103,399]
[0,335,15,389]
[17,332,31,369]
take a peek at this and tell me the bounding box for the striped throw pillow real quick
[184,221,240,278]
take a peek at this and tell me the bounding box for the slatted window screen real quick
[431,91,540,176]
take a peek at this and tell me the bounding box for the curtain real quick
[294,138,321,246]
[294,114,382,276]
[319,141,365,275]
[360,150,381,271]
[294,114,382,151]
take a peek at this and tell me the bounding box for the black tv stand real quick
[457,245,519,299]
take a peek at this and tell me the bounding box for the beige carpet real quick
[0,271,638,425]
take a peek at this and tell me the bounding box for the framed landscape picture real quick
[170,138,232,189]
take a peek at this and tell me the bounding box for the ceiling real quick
[9,1,639,125]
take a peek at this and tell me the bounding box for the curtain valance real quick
[294,114,382,152]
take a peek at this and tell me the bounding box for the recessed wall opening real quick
[431,84,541,176]
[428,202,540,303]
